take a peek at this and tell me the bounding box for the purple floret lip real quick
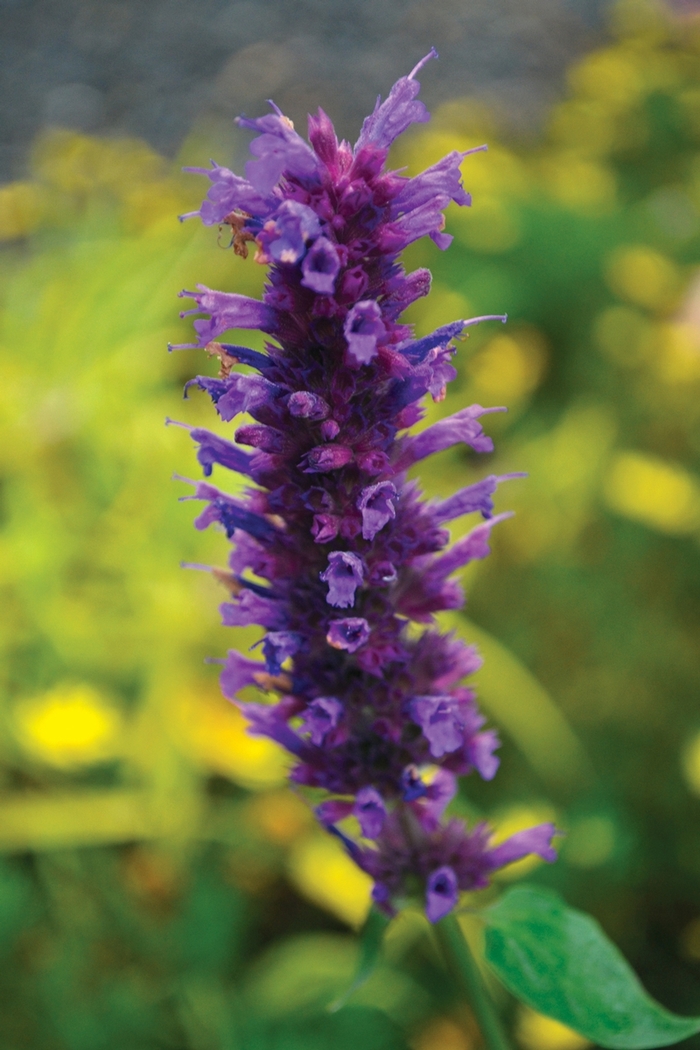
[302,697,343,745]
[354,787,387,840]
[220,649,268,698]
[320,551,365,608]
[344,300,386,366]
[301,236,341,294]
[426,865,459,923]
[410,695,466,758]
[176,51,551,922]
[486,823,559,869]
[326,618,371,653]
[358,481,398,540]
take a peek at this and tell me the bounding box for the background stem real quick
[435,914,513,1050]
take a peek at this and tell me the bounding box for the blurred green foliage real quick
[1,1,700,1046]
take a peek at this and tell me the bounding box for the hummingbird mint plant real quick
[173,50,700,1050]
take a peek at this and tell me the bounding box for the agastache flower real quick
[176,50,557,923]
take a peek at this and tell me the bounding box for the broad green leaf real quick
[329,907,392,1012]
[483,885,700,1049]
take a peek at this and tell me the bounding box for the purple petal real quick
[486,823,559,870]
[303,696,343,745]
[301,236,341,294]
[220,592,286,629]
[180,285,278,346]
[256,631,303,675]
[355,49,436,151]
[344,300,385,366]
[188,427,254,477]
[316,799,353,825]
[182,162,274,223]
[320,551,364,608]
[220,650,266,699]
[392,152,472,217]
[425,865,459,923]
[399,316,507,364]
[237,700,305,756]
[429,229,453,250]
[302,444,354,473]
[259,200,322,264]
[357,482,398,541]
[311,513,340,543]
[469,730,500,781]
[353,787,386,839]
[237,108,318,194]
[395,405,506,470]
[288,391,330,421]
[427,513,515,579]
[379,201,454,253]
[326,618,370,653]
[410,695,464,758]
[433,475,501,523]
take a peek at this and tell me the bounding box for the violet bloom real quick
[177,51,557,923]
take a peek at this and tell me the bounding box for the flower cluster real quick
[175,50,557,923]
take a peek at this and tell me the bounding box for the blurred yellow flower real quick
[177,689,289,790]
[681,730,700,795]
[653,322,700,383]
[411,1016,474,1050]
[246,789,312,845]
[541,154,617,211]
[603,451,700,534]
[0,182,45,240]
[12,683,123,768]
[467,330,547,405]
[516,1006,591,1050]
[287,832,372,927]
[605,245,681,312]
[451,194,522,253]
[594,305,654,367]
[568,48,644,112]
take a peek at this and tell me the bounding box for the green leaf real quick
[483,885,700,1049]
[328,907,391,1012]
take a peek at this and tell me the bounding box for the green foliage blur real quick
[1,1,700,1046]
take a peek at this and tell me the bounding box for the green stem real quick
[435,913,513,1050]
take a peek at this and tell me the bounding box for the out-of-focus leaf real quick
[483,885,700,1049]
[244,932,427,1026]
[329,906,391,1012]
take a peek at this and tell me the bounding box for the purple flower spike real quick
[426,865,459,923]
[301,236,341,294]
[303,697,343,745]
[176,55,553,923]
[344,301,385,366]
[320,551,365,608]
[358,482,398,540]
[354,787,386,839]
[326,618,370,653]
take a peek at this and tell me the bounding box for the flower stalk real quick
[435,913,513,1050]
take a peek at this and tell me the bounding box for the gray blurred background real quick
[1,0,612,182]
